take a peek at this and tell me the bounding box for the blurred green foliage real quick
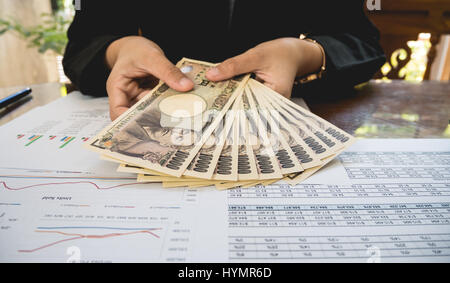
[0,1,72,55]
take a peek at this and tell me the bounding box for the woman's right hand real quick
[105,36,194,120]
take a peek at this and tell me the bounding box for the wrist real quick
[294,38,324,78]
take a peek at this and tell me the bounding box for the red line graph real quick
[0,180,154,192]
[18,229,162,253]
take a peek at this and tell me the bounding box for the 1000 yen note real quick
[250,80,344,154]
[163,180,223,188]
[250,82,335,161]
[117,164,169,176]
[246,86,303,175]
[283,148,347,186]
[268,95,344,151]
[212,96,241,181]
[242,90,283,180]
[162,182,203,188]
[250,85,323,169]
[85,58,249,177]
[236,98,259,181]
[101,154,129,164]
[184,94,242,181]
[137,174,203,183]
[251,80,355,147]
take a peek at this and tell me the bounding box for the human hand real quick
[105,36,194,120]
[206,38,324,98]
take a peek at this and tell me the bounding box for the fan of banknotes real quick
[86,58,355,190]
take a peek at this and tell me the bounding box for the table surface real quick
[0,82,63,127]
[1,80,449,139]
[302,80,450,139]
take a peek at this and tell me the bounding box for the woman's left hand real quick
[206,38,324,98]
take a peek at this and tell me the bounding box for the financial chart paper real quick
[228,140,450,262]
[0,92,448,262]
[0,93,228,262]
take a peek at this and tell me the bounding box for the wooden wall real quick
[366,0,450,80]
[0,0,58,88]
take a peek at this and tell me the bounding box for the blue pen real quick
[0,88,32,109]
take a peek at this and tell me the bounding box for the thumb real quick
[149,56,194,92]
[206,49,260,81]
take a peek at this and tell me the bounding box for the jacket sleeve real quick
[63,1,138,97]
[307,1,386,89]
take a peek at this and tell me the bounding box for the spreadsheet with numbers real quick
[227,139,450,262]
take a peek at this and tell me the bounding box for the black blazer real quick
[63,0,386,98]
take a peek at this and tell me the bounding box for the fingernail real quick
[179,77,192,88]
[207,67,220,77]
